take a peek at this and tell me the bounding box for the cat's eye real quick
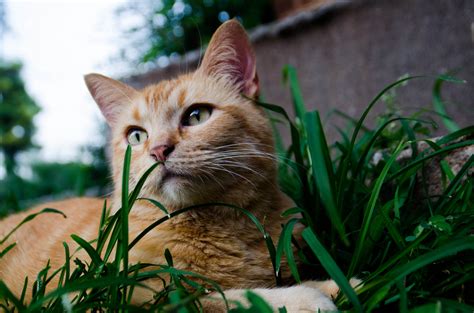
[182,104,212,127]
[126,127,148,146]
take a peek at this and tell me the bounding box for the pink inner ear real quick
[200,20,259,97]
[221,42,259,97]
[84,74,138,126]
[244,53,254,77]
[242,53,259,97]
[86,79,120,124]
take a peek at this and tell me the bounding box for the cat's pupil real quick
[182,105,211,126]
[191,109,200,121]
[126,128,147,146]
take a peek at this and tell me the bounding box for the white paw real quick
[302,277,363,299]
[253,285,337,312]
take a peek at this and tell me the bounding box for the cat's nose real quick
[150,144,175,162]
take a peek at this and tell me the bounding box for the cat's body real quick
[0,20,344,311]
[0,198,102,296]
[0,194,291,300]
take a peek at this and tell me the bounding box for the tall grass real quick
[0,68,473,312]
[269,67,473,312]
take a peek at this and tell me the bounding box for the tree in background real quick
[0,62,40,177]
[117,0,274,64]
[0,6,110,217]
[0,62,40,213]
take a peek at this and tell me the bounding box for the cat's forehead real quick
[135,74,239,117]
[142,76,199,109]
[125,77,193,125]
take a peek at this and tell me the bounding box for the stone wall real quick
[126,0,474,143]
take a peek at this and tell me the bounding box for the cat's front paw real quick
[256,285,337,312]
[302,278,363,299]
[205,285,338,313]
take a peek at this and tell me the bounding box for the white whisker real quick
[214,159,270,181]
[204,163,257,189]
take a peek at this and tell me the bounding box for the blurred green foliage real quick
[0,62,40,176]
[0,62,110,217]
[0,145,110,217]
[0,147,110,218]
[118,0,274,64]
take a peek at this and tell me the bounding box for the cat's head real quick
[85,20,276,208]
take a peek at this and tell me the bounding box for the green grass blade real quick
[275,218,301,282]
[0,280,26,311]
[137,197,170,216]
[327,109,372,133]
[408,302,442,313]
[349,75,421,148]
[349,141,406,276]
[168,290,190,313]
[396,278,408,313]
[302,228,363,312]
[435,155,474,212]
[305,111,348,245]
[283,65,306,122]
[27,276,151,311]
[0,208,66,245]
[70,234,103,267]
[127,163,160,210]
[364,284,392,312]
[280,207,305,217]
[436,299,474,312]
[62,242,70,283]
[98,199,108,239]
[379,202,405,250]
[435,125,474,145]
[336,76,422,211]
[386,237,474,282]
[19,277,28,305]
[32,260,51,299]
[243,291,274,313]
[432,76,461,132]
[0,242,16,258]
[388,140,474,181]
[362,232,431,285]
[113,144,132,309]
[353,117,435,179]
[98,214,120,261]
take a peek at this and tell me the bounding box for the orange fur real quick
[0,20,341,311]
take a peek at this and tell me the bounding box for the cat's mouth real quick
[161,168,192,182]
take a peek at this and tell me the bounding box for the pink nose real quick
[150,144,175,162]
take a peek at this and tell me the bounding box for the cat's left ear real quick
[84,73,139,126]
[198,19,259,98]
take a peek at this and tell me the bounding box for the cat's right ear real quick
[198,19,259,98]
[84,73,139,126]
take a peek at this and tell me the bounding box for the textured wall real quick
[127,0,474,143]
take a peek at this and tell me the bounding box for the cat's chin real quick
[160,180,197,207]
[155,169,198,207]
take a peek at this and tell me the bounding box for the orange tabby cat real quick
[0,20,343,311]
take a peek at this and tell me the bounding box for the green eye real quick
[127,128,148,146]
[182,105,212,127]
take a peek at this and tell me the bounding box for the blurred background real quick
[0,0,473,216]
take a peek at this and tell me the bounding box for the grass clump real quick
[269,67,473,312]
[0,67,473,312]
